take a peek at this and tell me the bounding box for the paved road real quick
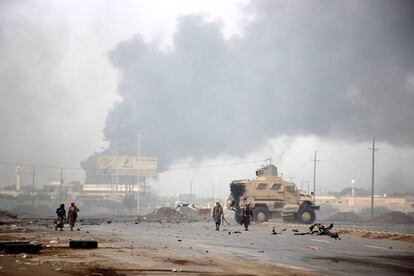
[91,221,414,275]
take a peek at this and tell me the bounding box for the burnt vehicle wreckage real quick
[228,164,319,224]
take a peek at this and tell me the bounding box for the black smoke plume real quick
[83,0,414,182]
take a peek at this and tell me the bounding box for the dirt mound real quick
[143,207,190,222]
[11,204,54,217]
[327,212,365,223]
[0,210,17,220]
[368,211,414,225]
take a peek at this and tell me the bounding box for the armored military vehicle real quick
[227,164,319,224]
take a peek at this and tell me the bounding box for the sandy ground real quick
[0,218,413,275]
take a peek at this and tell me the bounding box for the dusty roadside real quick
[0,220,315,276]
[1,214,414,276]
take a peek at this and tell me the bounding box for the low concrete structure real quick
[316,195,414,213]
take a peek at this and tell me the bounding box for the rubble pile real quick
[368,211,414,225]
[143,207,190,223]
[11,204,54,217]
[0,210,17,220]
[326,212,365,223]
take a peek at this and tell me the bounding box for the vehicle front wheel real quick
[297,206,316,224]
[253,206,270,222]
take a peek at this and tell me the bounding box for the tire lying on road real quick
[4,242,41,254]
[69,240,98,249]
[0,241,30,251]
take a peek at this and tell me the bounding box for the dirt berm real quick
[327,212,365,223]
[142,207,192,223]
[368,211,414,225]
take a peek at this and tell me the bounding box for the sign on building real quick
[97,156,157,177]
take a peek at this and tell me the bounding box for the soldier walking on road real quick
[241,204,254,231]
[68,201,80,231]
[55,204,66,231]
[212,201,224,231]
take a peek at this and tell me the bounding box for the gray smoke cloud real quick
[97,0,414,176]
[0,0,83,185]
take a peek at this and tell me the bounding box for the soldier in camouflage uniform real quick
[212,201,224,231]
[67,201,80,231]
[241,204,254,231]
[55,204,66,231]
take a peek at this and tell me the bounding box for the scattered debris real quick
[272,227,278,235]
[294,223,341,240]
[292,229,299,232]
[233,231,241,234]
[305,246,319,251]
[69,240,98,249]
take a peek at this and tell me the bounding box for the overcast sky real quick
[1,0,413,198]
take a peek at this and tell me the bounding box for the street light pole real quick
[137,132,140,215]
[125,126,154,216]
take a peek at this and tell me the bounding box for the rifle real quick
[222,216,230,225]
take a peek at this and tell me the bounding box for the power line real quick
[323,150,369,163]
[168,159,268,170]
[379,152,414,164]
[323,153,370,165]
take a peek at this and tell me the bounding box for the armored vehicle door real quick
[283,183,300,204]
[270,182,284,211]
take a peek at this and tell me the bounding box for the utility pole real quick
[189,181,193,203]
[16,166,22,193]
[59,168,63,203]
[369,136,379,218]
[311,151,321,203]
[31,166,36,209]
[137,133,140,215]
